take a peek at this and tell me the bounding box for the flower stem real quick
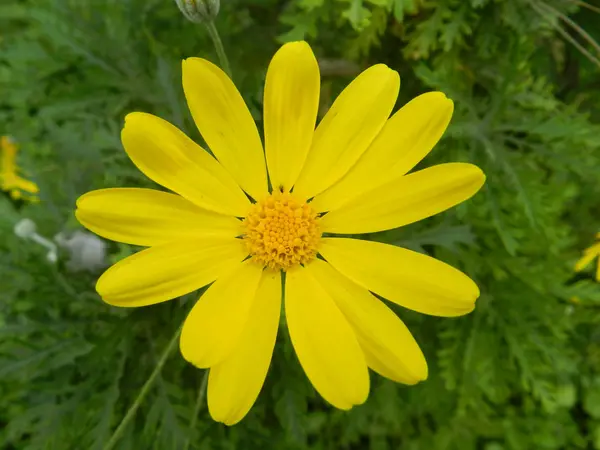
[182,370,209,450]
[102,325,182,450]
[204,20,232,77]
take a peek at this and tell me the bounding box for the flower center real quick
[242,191,321,271]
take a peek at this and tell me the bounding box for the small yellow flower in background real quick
[0,136,40,202]
[75,41,486,425]
[575,232,600,281]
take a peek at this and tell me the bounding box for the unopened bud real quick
[55,231,107,272]
[174,0,219,23]
[14,218,37,239]
[14,218,58,264]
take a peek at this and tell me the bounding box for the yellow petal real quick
[1,136,17,173]
[575,245,600,272]
[208,270,281,425]
[319,238,479,317]
[285,265,369,409]
[311,92,453,212]
[584,242,600,255]
[320,163,485,234]
[1,172,39,195]
[306,259,427,384]
[182,58,268,200]
[180,260,264,368]
[121,112,249,216]
[12,175,39,194]
[76,188,242,246]
[596,259,600,282]
[264,41,320,192]
[293,65,400,200]
[97,237,246,307]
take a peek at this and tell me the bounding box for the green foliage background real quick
[1,0,600,448]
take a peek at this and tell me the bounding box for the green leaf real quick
[585,378,600,419]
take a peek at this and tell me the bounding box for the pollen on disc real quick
[242,191,321,271]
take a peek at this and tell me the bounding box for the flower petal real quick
[293,65,400,200]
[208,270,281,425]
[11,175,39,194]
[97,237,246,307]
[320,163,485,234]
[180,260,263,369]
[575,244,600,272]
[264,41,320,192]
[76,188,242,246]
[182,57,268,200]
[306,259,427,384]
[285,265,369,409]
[319,238,479,317]
[311,92,453,212]
[121,112,250,216]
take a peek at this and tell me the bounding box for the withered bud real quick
[174,0,219,23]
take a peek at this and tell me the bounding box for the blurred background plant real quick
[1,0,600,449]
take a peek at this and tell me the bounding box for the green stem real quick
[102,325,182,450]
[204,20,232,77]
[182,370,209,450]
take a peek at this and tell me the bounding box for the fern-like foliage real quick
[1,0,599,449]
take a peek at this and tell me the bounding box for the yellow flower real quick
[75,41,485,425]
[0,136,40,202]
[575,233,600,281]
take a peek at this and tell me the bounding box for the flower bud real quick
[55,230,107,272]
[14,218,59,264]
[14,218,37,239]
[174,0,219,23]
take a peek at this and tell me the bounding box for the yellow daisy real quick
[75,41,485,425]
[0,136,40,202]
[575,233,600,281]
